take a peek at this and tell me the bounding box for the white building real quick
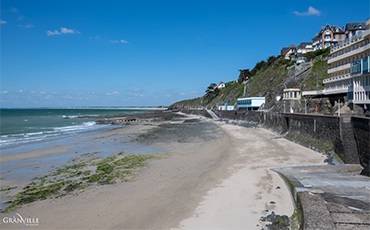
[283,88,301,100]
[237,97,265,110]
[295,42,313,64]
[218,105,234,111]
[217,82,226,89]
[323,19,370,109]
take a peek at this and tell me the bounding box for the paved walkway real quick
[274,164,370,230]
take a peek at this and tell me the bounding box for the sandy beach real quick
[0,113,327,229]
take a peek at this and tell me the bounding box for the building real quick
[312,24,345,51]
[280,45,297,60]
[345,22,368,42]
[296,42,313,63]
[217,82,226,89]
[218,105,235,111]
[323,19,370,112]
[283,88,301,100]
[237,97,265,110]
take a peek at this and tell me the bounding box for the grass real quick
[2,151,168,213]
[0,186,18,192]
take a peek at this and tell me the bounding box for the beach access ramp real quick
[206,110,221,121]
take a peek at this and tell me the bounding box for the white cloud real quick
[18,24,34,28]
[110,39,129,44]
[293,6,321,16]
[46,27,80,36]
[0,90,8,94]
[0,20,7,24]
[105,91,120,96]
[89,35,101,40]
[47,30,61,36]
[60,27,75,34]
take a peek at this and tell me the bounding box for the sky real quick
[0,0,369,108]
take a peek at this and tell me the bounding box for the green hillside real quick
[170,48,330,110]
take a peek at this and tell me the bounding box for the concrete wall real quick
[179,109,212,119]
[284,113,345,160]
[352,116,370,168]
[181,109,369,168]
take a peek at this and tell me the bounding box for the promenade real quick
[275,164,370,230]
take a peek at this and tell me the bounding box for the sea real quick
[0,108,154,152]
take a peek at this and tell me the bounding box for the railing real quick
[328,42,370,64]
[331,30,369,52]
[323,73,352,83]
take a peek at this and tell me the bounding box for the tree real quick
[251,60,267,76]
[205,83,217,94]
[267,55,278,65]
[237,69,251,84]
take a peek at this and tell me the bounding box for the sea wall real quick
[352,116,370,168]
[179,109,212,119]
[182,109,369,168]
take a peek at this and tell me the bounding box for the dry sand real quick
[0,114,326,229]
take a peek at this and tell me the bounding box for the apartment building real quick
[324,19,370,109]
[312,24,346,51]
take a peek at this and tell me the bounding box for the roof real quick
[298,42,312,49]
[280,45,296,55]
[318,24,344,34]
[237,97,265,100]
[283,88,301,92]
[345,22,368,31]
[331,26,345,34]
[281,47,290,55]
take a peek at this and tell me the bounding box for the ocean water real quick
[0,108,151,151]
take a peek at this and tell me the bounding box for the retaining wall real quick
[182,109,369,168]
[352,116,370,168]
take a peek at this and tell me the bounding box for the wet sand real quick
[0,114,326,229]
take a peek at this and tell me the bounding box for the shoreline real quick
[0,113,327,229]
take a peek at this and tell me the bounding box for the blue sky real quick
[1,0,369,107]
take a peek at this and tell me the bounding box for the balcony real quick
[324,87,349,95]
[323,73,352,84]
[328,42,370,64]
[328,63,351,74]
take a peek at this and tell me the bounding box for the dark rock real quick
[260,211,290,230]
[324,155,334,165]
[360,165,370,177]
[270,215,290,230]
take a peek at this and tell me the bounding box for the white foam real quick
[0,121,102,149]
